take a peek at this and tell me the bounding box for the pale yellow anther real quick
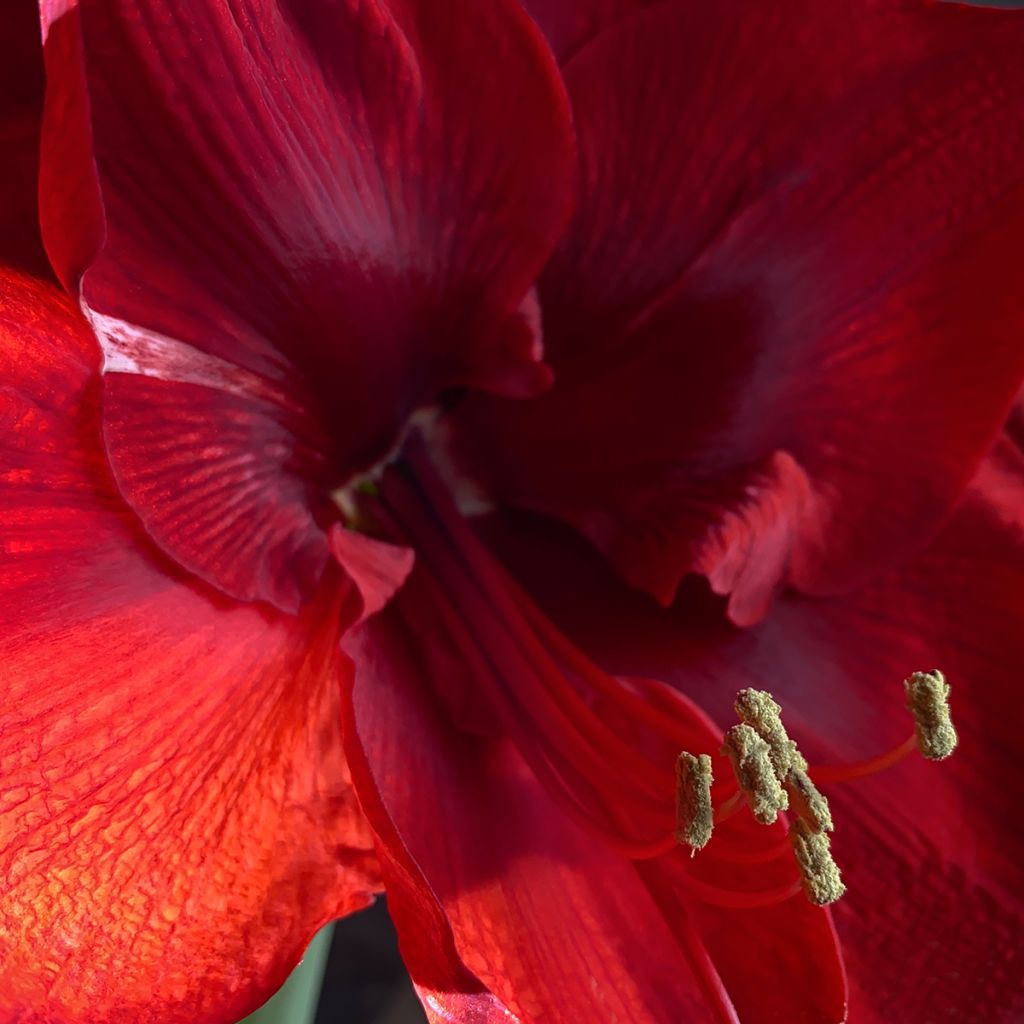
[721,724,788,825]
[785,767,833,833]
[734,688,807,778]
[789,819,846,906]
[675,752,714,854]
[904,670,958,761]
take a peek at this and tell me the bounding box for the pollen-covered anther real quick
[785,767,833,833]
[904,670,958,761]
[721,724,788,825]
[675,752,714,853]
[789,819,846,906]
[734,688,807,778]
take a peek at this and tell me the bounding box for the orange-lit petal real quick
[0,270,380,1023]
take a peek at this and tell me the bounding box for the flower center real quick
[345,433,958,910]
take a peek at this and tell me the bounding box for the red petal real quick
[340,565,847,1023]
[337,650,515,1024]
[0,0,50,277]
[97,328,337,613]
[328,523,415,623]
[1008,384,1024,452]
[518,0,656,62]
[454,1,1024,620]
[480,438,1024,1022]
[37,0,573,607]
[0,270,380,1023]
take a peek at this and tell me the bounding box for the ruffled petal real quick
[340,566,847,1023]
[38,0,573,608]
[0,270,380,1023]
[328,524,415,623]
[454,0,1024,620]
[480,438,1024,1023]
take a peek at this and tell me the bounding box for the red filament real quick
[368,435,926,912]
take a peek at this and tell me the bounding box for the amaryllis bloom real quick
[2,0,1023,1021]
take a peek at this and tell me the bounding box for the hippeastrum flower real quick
[2,2,1023,1023]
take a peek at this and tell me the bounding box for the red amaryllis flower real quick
[3,2,1023,1023]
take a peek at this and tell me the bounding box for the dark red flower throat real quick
[344,432,953,913]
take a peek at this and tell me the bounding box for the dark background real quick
[314,901,426,1024]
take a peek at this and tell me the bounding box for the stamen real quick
[384,468,672,807]
[412,553,680,861]
[380,437,955,912]
[721,724,788,825]
[520,739,679,861]
[734,688,807,778]
[785,767,833,833]
[705,834,792,865]
[905,670,958,761]
[808,732,918,785]
[379,452,701,862]
[490,550,707,755]
[789,819,846,906]
[676,752,714,853]
[676,871,803,910]
[712,789,745,824]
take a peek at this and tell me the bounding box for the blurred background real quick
[244,899,426,1024]
[314,902,425,1024]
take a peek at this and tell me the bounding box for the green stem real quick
[240,923,334,1024]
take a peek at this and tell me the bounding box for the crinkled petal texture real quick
[479,436,1024,1023]
[454,0,1024,623]
[38,0,574,612]
[0,271,381,1024]
[340,566,847,1024]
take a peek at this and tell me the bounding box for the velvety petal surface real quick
[1008,384,1024,452]
[480,441,1024,1023]
[455,0,1024,621]
[341,566,847,1023]
[517,0,656,62]
[0,270,380,1023]
[38,0,573,610]
[0,0,50,277]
